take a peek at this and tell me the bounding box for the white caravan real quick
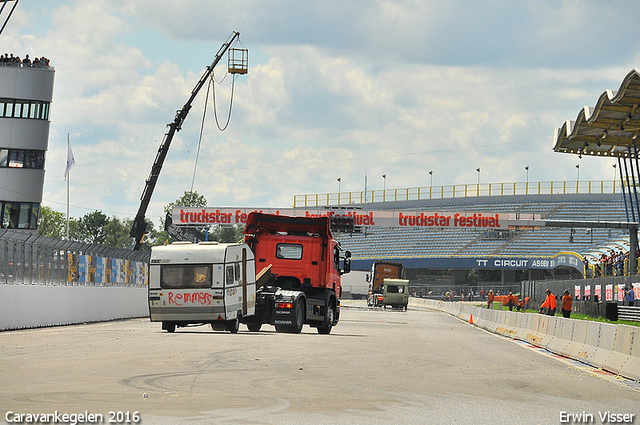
[148,241,256,333]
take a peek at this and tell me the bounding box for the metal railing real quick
[0,229,149,287]
[293,180,620,207]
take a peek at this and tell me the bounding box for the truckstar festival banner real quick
[172,207,517,230]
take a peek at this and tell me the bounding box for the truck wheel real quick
[226,318,239,334]
[317,302,335,335]
[162,322,176,333]
[247,322,262,332]
[290,300,304,334]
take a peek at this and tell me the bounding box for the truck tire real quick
[317,301,335,335]
[247,322,262,332]
[162,322,176,333]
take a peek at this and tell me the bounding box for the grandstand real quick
[317,188,632,290]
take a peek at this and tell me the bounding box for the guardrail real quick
[410,298,640,381]
[294,180,619,207]
[618,306,640,322]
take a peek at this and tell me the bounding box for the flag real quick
[64,137,75,180]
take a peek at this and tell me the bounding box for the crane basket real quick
[228,48,248,75]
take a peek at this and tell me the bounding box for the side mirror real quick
[343,258,351,275]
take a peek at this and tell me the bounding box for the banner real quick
[617,285,625,302]
[172,207,518,230]
[574,285,581,300]
[605,284,613,302]
[595,285,601,301]
[584,285,591,299]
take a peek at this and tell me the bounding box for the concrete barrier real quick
[409,298,640,382]
[0,284,148,331]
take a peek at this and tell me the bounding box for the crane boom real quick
[130,31,241,250]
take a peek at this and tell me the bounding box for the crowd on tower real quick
[0,53,50,67]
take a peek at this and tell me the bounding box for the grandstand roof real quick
[553,69,640,158]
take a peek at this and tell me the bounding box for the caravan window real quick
[160,265,211,289]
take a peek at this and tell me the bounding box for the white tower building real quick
[0,60,54,231]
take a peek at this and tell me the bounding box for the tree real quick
[76,211,109,244]
[38,205,68,238]
[104,216,134,249]
[160,190,208,245]
[210,225,245,243]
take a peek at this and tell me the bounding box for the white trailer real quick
[148,241,256,333]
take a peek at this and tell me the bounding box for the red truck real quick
[243,212,350,334]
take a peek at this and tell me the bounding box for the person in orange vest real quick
[516,298,525,311]
[540,288,556,315]
[506,292,515,311]
[487,290,494,309]
[561,290,573,318]
[524,296,530,310]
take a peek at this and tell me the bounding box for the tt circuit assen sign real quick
[172,207,518,230]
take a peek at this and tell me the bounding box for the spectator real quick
[524,296,530,310]
[627,286,635,307]
[487,290,494,309]
[561,290,573,318]
[507,292,515,311]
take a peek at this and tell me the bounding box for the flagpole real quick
[66,133,70,240]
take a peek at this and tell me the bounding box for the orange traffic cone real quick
[469,314,474,324]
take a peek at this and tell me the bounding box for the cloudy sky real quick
[3,0,640,228]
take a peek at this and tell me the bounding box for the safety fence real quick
[410,298,640,382]
[521,277,640,305]
[0,229,149,287]
[294,180,619,207]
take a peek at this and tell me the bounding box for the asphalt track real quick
[1,301,638,425]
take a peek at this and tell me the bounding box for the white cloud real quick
[2,0,638,230]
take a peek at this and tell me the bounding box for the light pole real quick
[613,163,617,182]
[429,170,433,187]
[575,164,580,181]
[382,174,386,191]
[476,168,480,185]
[525,166,529,193]
[525,166,529,183]
[337,177,341,193]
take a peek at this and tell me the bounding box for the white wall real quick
[0,284,148,331]
[342,270,369,296]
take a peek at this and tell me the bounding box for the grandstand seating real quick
[336,193,630,263]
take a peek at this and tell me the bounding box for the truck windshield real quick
[275,243,303,260]
[161,265,212,289]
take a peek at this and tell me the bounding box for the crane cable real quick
[189,79,212,192]
[211,69,236,131]
[190,68,237,191]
